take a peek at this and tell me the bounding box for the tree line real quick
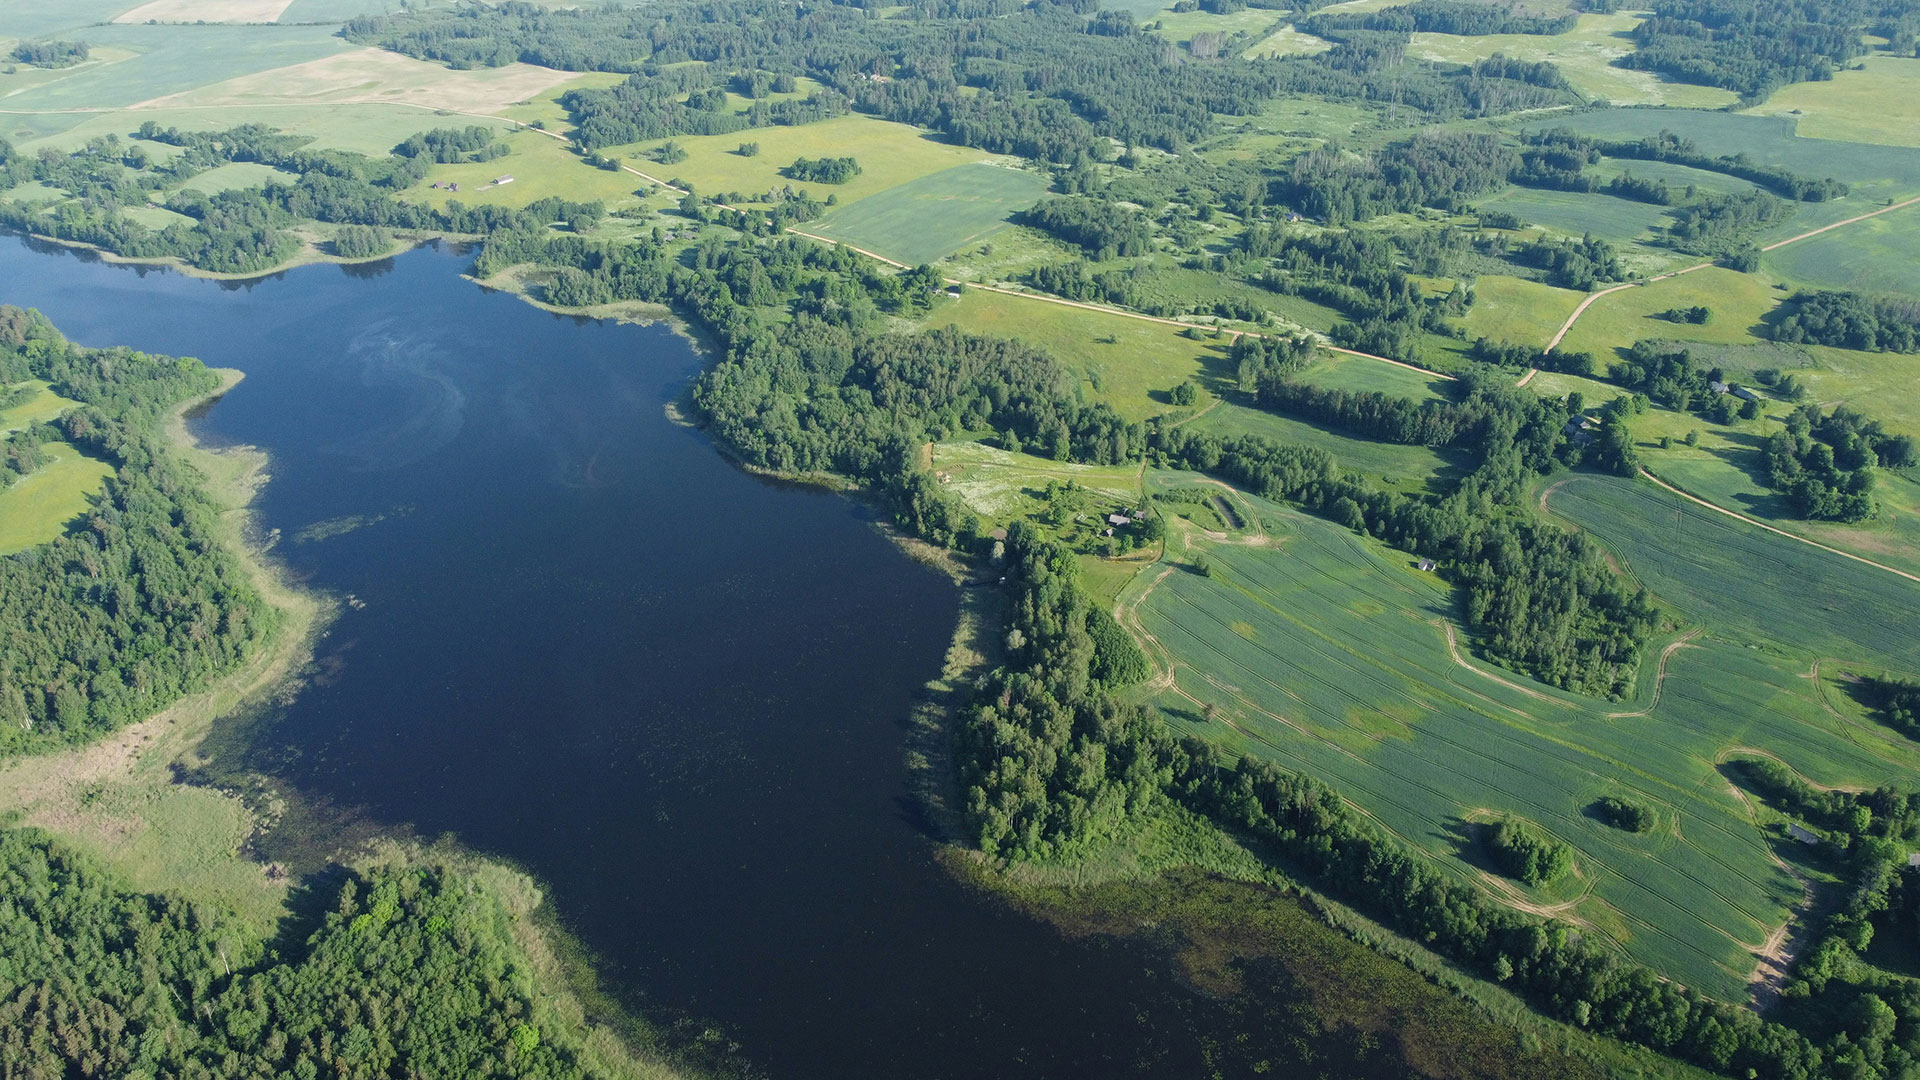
[1770,290,1920,352]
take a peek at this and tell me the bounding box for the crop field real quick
[1460,275,1584,348]
[1475,187,1671,249]
[1190,401,1465,494]
[926,288,1231,421]
[134,47,578,115]
[802,163,1051,267]
[1782,344,1920,440]
[114,0,296,21]
[1588,158,1768,198]
[0,24,350,113]
[0,442,115,555]
[1744,55,1920,149]
[1766,208,1920,296]
[1408,13,1739,109]
[1294,350,1450,401]
[1131,474,1920,998]
[1555,267,1784,360]
[606,114,998,210]
[3,0,147,37]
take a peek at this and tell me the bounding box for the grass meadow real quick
[1744,55,1920,149]
[1190,400,1466,494]
[1131,472,1920,998]
[0,441,114,555]
[1460,274,1584,348]
[606,114,998,210]
[1408,13,1739,109]
[1,380,77,431]
[803,163,1050,266]
[1555,267,1785,359]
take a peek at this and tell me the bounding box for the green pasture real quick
[0,380,75,431]
[607,114,996,210]
[803,163,1050,266]
[0,441,115,555]
[1786,344,1920,441]
[1460,274,1584,349]
[1190,400,1465,494]
[1149,6,1283,45]
[1556,267,1784,360]
[1745,55,1920,149]
[1766,205,1920,296]
[1408,13,1738,109]
[409,128,645,211]
[0,24,350,113]
[1134,473,1920,998]
[1588,158,1769,198]
[927,288,1230,422]
[1295,349,1451,401]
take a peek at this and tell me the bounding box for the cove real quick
[0,237,1275,1079]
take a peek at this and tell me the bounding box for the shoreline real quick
[5,225,455,283]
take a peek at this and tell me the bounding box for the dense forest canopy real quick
[0,307,276,754]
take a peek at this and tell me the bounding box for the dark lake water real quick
[3,237,1273,1079]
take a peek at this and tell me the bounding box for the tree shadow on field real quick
[1440,815,1502,876]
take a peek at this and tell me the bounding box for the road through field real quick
[1634,468,1920,585]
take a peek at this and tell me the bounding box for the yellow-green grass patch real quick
[1149,6,1285,44]
[1244,25,1334,58]
[608,114,997,210]
[1295,349,1450,401]
[1744,55,1920,149]
[1792,344,1920,439]
[168,160,295,195]
[1409,13,1739,109]
[803,162,1051,266]
[1555,267,1784,360]
[407,127,647,211]
[0,441,114,555]
[1460,274,1585,349]
[1475,188,1670,249]
[927,288,1230,421]
[0,380,78,431]
[13,103,510,158]
[123,204,198,230]
[931,439,1142,524]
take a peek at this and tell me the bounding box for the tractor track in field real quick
[1608,628,1701,719]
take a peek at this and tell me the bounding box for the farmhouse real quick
[1108,513,1132,526]
[1710,380,1730,394]
[1418,558,1437,572]
[1788,824,1821,845]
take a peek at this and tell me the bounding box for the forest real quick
[1620,0,1889,99]
[1764,404,1918,521]
[0,831,628,1078]
[1770,290,1920,352]
[0,307,276,753]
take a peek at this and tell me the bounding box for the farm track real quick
[1521,192,1920,384]
[1607,628,1701,718]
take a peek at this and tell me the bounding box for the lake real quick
[0,236,1406,1080]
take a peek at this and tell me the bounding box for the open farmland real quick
[926,288,1232,422]
[1744,55,1920,149]
[0,23,350,113]
[1554,267,1785,360]
[0,441,115,555]
[132,48,579,114]
[1765,208,1920,296]
[1131,474,1920,999]
[1189,400,1467,494]
[609,114,999,210]
[1460,275,1584,349]
[803,163,1050,267]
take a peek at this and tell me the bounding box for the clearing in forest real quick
[804,163,1050,268]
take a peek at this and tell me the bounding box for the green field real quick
[1556,267,1786,359]
[1148,6,1283,45]
[1476,187,1672,249]
[1460,275,1584,349]
[1744,54,1920,148]
[605,114,998,210]
[1766,206,1920,296]
[1408,13,1739,109]
[803,163,1051,266]
[170,160,297,195]
[408,128,647,211]
[1295,349,1451,400]
[928,288,1232,421]
[0,380,77,431]
[7,103,509,158]
[932,439,1143,524]
[1191,400,1466,493]
[0,441,115,555]
[0,23,350,113]
[1132,471,1920,999]
[1243,25,1333,58]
